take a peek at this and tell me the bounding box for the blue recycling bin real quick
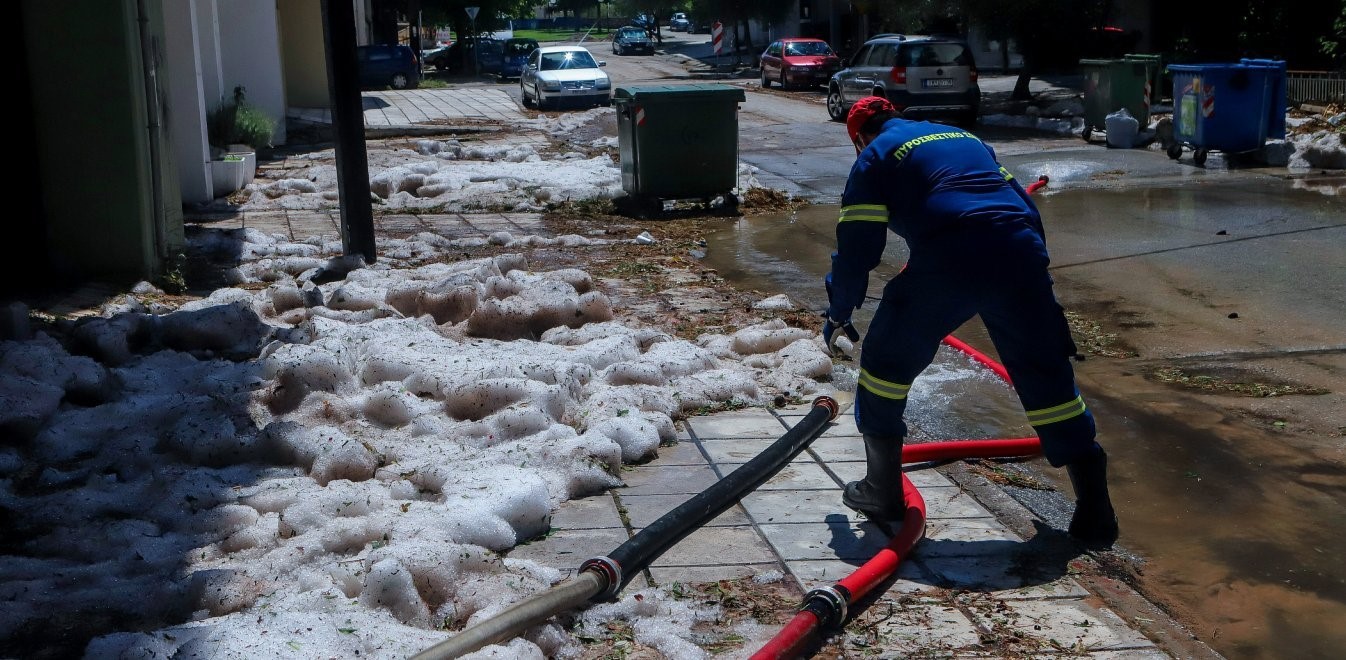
[1166,61,1281,166]
[1240,58,1288,140]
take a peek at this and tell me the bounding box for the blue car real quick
[498,38,540,79]
[356,44,420,89]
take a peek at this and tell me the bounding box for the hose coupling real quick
[580,556,622,600]
[811,395,840,421]
[801,585,850,628]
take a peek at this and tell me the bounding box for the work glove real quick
[821,314,860,356]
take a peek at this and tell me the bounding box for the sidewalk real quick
[515,399,1170,657]
[287,87,523,129]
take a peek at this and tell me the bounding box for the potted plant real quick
[207,86,275,191]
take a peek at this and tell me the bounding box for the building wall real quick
[278,0,330,109]
[22,0,182,282]
[217,0,287,145]
[164,0,214,203]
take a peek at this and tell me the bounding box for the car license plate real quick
[922,78,954,88]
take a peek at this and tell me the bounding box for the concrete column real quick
[163,0,213,203]
[216,0,288,145]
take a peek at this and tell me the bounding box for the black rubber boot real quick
[1067,448,1120,549]
[842,435,906,520]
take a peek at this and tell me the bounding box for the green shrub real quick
[207,86,275,150]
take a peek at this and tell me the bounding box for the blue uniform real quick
[831,118,1096,467]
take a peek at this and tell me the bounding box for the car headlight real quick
[540,79,562,91]
[596,78,611,89]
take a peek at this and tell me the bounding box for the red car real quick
[760,38,841,89]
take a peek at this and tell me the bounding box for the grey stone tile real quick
[741,490,858,525]
[868,601,984,654]
[918,553,1087,598]
[686,411,787,439]
[808,434,866,462]
[962,598,1157,652]
[920,519,1023,556]
[825,461,955,489]
[916,487,996,520]
[646,563,786,587]
[1088,649,1169,658]
[717,461,841,491]
[508,527,629,569]
[759,520,891,561]
[638,525,778,567]
[699,437,776,464]
[550,494,625,531]
[618,494,751,528]
[646,440,708,466]
[786,558,936,595]
[617,464,720,495]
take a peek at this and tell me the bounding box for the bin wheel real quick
[1166,143,1182,160]
[1082,126,1093,142]
[720,193,740,215]
[1194,148,1208,167]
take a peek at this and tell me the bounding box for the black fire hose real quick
[412,395,841,659]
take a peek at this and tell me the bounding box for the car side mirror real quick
[598,61,607,67]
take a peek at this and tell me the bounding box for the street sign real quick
[465,6,479,20]
[711,21,724,55]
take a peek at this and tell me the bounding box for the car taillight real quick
[890,66,907,85]
[969,67,978,83]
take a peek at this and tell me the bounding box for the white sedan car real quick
[520,46,612,110]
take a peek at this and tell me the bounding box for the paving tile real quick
[717,461,841,491]
[741,490,859,525]
[638,525,777,567]
[1088,649,1169,658]
[786,558,937,595]
[759,520,891,561]
[646,440,708,466]
[646,563,786,587]
[686,411,787,439]
[963,598,1157,652]
[617,464,720,495]
[825,461,955,489]
[550,494,625,531]
[868,601,984,654]
[808,434,866,462]
[918,553,1088,598]
[508,527,629,568]
[619,494,751,528]
[919,519,1023,556]
[699,437,777,464]
[915,487,996,520]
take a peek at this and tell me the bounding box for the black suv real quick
[826,35,979,126]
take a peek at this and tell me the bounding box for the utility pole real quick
[466,6,480,76]
[319,0,376,264]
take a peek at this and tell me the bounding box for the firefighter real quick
[823,96,1119,548]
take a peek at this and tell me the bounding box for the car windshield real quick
[620,29,646,38]
[902,43,973,67]
[540,50,599,71]
[506,39,537,55]
[785,41,832,56]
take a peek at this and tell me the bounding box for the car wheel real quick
[761,68,770,88]
[435,62,449,71]
[521,83,534,108]
[779,71,788,90]
[826,87,847,121]
[391,72,410,90]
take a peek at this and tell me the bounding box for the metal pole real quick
[320,0,377,263]
[471,17,479,75]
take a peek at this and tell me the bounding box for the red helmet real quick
[846,96,897,150]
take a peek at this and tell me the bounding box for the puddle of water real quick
[703,201,1346,660]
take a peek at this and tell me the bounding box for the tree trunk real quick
[1012,53,1034,101]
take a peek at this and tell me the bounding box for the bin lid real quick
[614,84,747,103]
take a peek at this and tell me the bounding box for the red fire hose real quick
[751,336,1041,659]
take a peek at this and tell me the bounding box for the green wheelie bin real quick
[1080,58,1157,142]
[612,84,746,216]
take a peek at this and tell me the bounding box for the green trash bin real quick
[613,84,746,214]
[1080,58,1156,142]
[1123,53,1164,105]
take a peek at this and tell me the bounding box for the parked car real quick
[826,34,979,126]
[433,38,504,74]
[498,37,540,79]
[760,38,841,89]
[422,44,454,71]
[612,26,654,55]
[356,44,420,89]
[520,45,612,110]
[669,12,691,31]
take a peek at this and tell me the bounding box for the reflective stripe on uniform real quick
[1025,395,1087,426]
[858,368,910,400]
[998,166,1015,181]
[838,204,888,224]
